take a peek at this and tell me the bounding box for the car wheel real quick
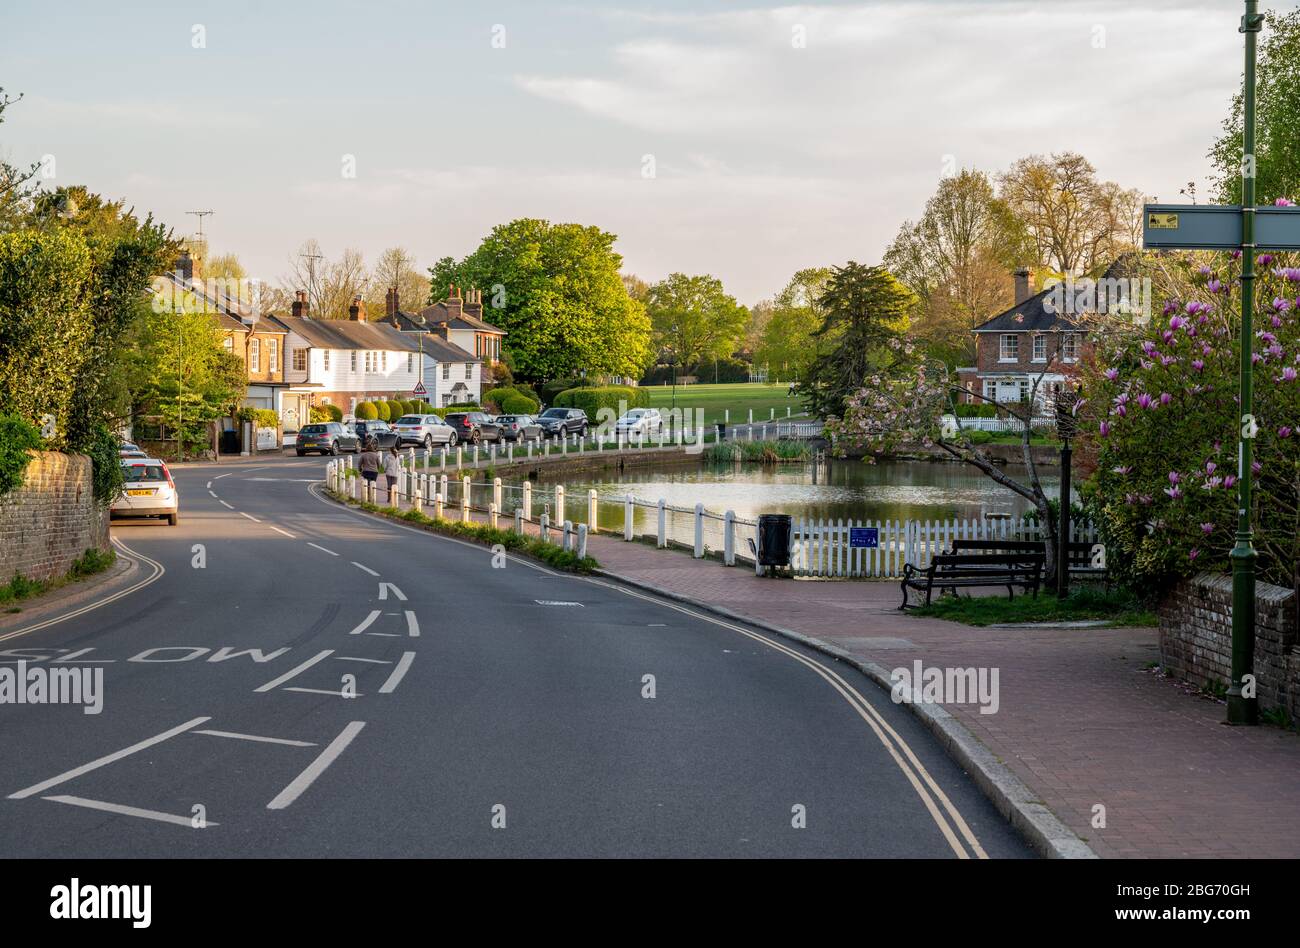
[470,431,481,445]
[296,450,306,457]
[424,435,434,450]
[447,431,458,447]
[168,513,178,526]
[329,442,340,456]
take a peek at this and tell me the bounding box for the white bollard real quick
[540,513,550,543]
[493,476,503,512]
[724,510,735,566]
[624,494,634,541]
[725,409,730,424]
[489,502,498,529]
[770,408,775,421]
[456,446,463,469]
[461,475,471,522]
[577,523,588,558]
[523,481,533,521]
[588,489,598,533]
[514,507,523,533]
[562,520,572,552]
[441,448,447,470]
[748,409,753,425]
[555,484,565,524]
[657,499,667,548]
[508,441,513,463]
[694,503,704,558]
[473,444,479,467]
[414,488,423,515]
[434,492,444,520]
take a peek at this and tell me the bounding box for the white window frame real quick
[351,351,357,372]
[465,363,472,380]
[381,351,388,371]
[223,337,234,353]
[1062,333,1081,362]
[442,363,450,380]
[249,338,260,372]
[268,339,278,373]
[322,349,330,371]
[364,352,371,373]
[998,334,1019,362]
[407,353,413,372]
[1032,335,1046,362]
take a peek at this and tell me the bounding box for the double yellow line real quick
[599,582,989,859]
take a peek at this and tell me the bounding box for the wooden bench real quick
[900,553,1044,610]
[947,539,1107,582]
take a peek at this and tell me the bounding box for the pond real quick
[504,457,1066,534]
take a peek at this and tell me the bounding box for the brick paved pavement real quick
[361,485,1300,858]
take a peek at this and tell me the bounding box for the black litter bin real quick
[757,514,792,567]
[716,422,727,440]
[219,429,239,454]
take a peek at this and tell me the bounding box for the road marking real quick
[378,582,406,601]
[239,512,261,523]
[42,795,216,828]
[365,632,399,637]
[349,610,382,635]
[266,721,366,810]
[378,652,416,694]
[208,490,217,498]
[334,656,391,664]
[284,687,363,697]
[194,729,316,748]
[269,525,296,539]
[307,542,338,556]
[405,610,419,637]
[0,538,164,643]
[206,480,212,489]
[8,716,210,799]
[219,500,234,509]
[536,600,583,606]
[604,583,988,860]
[214,473,234,479]
[351,562,379,577]
[255,650,334,693]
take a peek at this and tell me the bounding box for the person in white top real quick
[383,445,402,503]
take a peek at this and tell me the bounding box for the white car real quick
[614,408,663,436]
[392,414,458,449]
[111,458,179,525]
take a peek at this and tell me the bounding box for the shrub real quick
[554,385,649,418]
[355,401,378,420]
[0,413,42,496]
[386,400,406,421]
[955,403,998,418]
[311,403,343,423]
[500,392,539,415]
[82,422,125,503]
[252,408,279,428]
[541,378,579,406]
[966,429,994,445]
[373,401,391,421]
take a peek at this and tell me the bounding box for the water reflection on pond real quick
[517,457,1063,524]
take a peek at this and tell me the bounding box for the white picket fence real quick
[953,416,1056,433]
[791,516,1098,578]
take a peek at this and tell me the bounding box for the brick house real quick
[956,268,1093,407]
[268,293,482,419]
[389,284,506,368]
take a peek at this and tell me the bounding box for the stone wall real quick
[0,451,109,582]
[1159,572,1300,719]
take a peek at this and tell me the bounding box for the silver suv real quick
[392,414,458,449]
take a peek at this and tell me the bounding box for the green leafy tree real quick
[0,89,42,232]
[803,263,913,420]
[428,219,652,382]
[645,273,749,371]
[1210,8,1300,205]
[754,267,831,382]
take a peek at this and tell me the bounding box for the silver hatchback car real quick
[111,458,179,525]
[391,414,458,449]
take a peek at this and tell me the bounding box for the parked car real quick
[495,414,544,442]
[118,441,149,459]
[296,422,359,456]
[536,407,588,438]
[350,420,400,451]
[111,458,179,525]
[614,408,663,437]
[392,414,458,449]
[443,411,501,445]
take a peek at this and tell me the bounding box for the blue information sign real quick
[849,527,878,549]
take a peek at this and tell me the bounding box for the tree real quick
[998,153,1144,278]
[802,263,913,419]
[754,267,831,381]
[428,219,653,382]
[0,89,42,232]
[367,246,429,316]
[645,273,749,370]
[281,240,369,319]
[885,170,1027,363]
[1210,8,1300,205]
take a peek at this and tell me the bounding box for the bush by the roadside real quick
[0,413,43,496]
[355,401,378,420]
[554,385,648,418]
[0,546,116,607]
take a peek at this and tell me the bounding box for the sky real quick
[0,0,1258,305]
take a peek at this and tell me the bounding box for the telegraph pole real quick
[301,252,323,315]
[1228,0,1265,726]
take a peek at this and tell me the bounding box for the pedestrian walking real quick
[383,443,402,504]
[359,439,381,499]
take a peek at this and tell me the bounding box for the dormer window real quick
[999,334,1019,361]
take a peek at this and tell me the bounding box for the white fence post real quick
[577,523,588,558]
[540,513,550,543]
[514,507,523,533]
[588,489,598,533]
[523,481,533,521]
[562,520,573,551]
[489,502,498,529]
[440,447,446,470]
[657,499,667,548]
[754,521,763,576]
[624,494,634,541]
[493,476,503,512]
[555,484,565,524]
[461,475,471,522]
[694,503,705,558]
[434,492,444,520]
[724,510,735,566]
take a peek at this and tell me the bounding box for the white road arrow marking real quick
[378,583,407,601]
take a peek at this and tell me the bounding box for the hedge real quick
[500,392,539,415]
[355,402,378,420]
[0,413,42,496]
[541,378,579,406]
[954,403,997,418]
[385,401,405,422]
[553,385,648,418]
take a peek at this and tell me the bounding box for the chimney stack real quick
[348,295,367,322]
[1014,267,1032,306]
[176,250,194,286]
[465,286,484,317]
[385,286,399,319]
[291,290,308,319]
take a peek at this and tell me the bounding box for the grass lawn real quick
[643,382,808,426]
[911,586,1156,627]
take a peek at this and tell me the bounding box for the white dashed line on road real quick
[266,721,366,810]
[206,481,212,489]
[219,500,234,509]
[378,652,416,694]
[284,687,362,697]
[239,512,261,523]
[307,543,338,556]
[269,525,296,539]
[208,490,217,498]
[351,562,379,577]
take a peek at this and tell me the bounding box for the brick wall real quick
[0,451,109,583]
[1159,571,1300,719]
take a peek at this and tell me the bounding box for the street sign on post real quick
[412,381,427,397]
[1142,203,1300,250]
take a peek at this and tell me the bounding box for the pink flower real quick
[1252,461,1262,475]
[1224,474,1237,489]
[1189,549,1200,561]
[1207,279,1223,294]
[1192,359,1205,372]
[1205,461,1217,475]
[1169,315,1185,330]
[1103,367,1119,381]
[1112,465,1132,474]
[1136,393,1154,409]
[1283,367,1297,382]
[1168,471,1181,485]
[1160,392,1172,405]
[1201,522,1215,534]
[1279,426,1293,439]
[1259,253,1276,266]
[1098,420,1111,437]
[1165,485,1183,500]
[1275,198,1295,207]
